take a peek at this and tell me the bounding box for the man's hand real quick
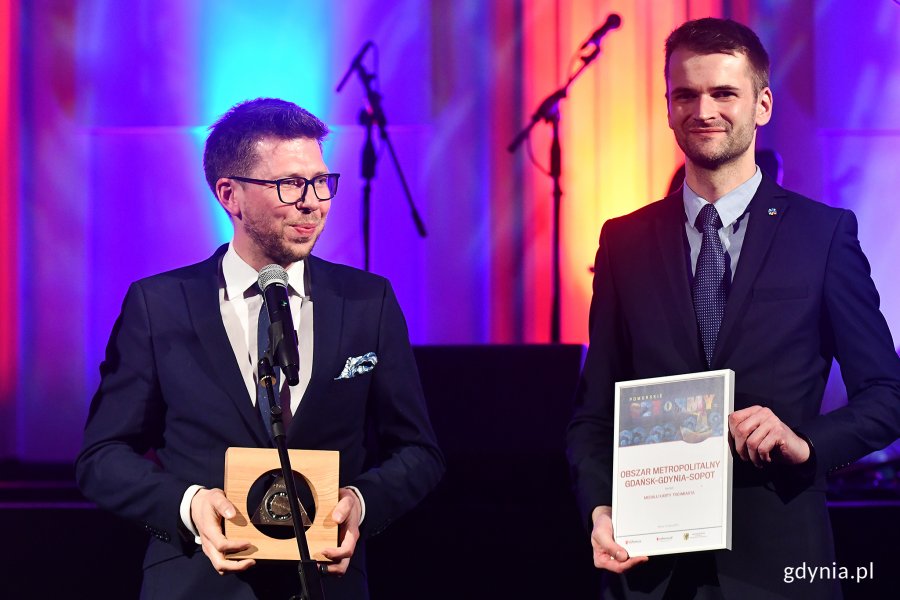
[728,405,811,467]
[590,506,649,573]
[320,488,362,576]
[190,488,256,575]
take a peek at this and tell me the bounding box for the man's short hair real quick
[664,17,770,95]
[203,98,329,195]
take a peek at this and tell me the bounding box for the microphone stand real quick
[508,43,608,343]
[336,42,427,272]
[360,102,377,272]
[259,352,325,600]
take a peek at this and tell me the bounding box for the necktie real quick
[692,203,727,367]
[257,295,280,439]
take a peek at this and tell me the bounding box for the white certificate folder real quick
[612,369,734,556]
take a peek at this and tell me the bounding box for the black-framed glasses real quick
[229,173,340,204]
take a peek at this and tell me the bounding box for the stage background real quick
[1,0,899,472]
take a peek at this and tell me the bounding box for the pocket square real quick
[335,352,378,380]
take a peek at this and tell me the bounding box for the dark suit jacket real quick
[567,175,900,599]
[76,246,444,600]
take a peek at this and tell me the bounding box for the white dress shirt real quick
[219,243,312,417]
[683,166,762,280]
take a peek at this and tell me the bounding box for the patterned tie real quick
[692,203,727,367]
[257,295,280,439]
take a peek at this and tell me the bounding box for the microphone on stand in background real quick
[336,41,374,93]
[580,13,621,50]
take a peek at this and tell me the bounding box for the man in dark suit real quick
[567,18,900,599]
[76,98,444,599]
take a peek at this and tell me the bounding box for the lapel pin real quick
[767,208,777,216]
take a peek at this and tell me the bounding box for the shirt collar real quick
[222,243,306,300]
[683,166,761,230]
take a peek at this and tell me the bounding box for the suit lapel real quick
[183,246,269,446]
[654,192,705,367]
[292,256,344,427]
[713,176,788,366]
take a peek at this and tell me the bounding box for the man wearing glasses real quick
[76,98,444,599]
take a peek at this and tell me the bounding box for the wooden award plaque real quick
[224,447,339,561]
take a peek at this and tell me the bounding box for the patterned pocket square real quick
[335,352,378,380]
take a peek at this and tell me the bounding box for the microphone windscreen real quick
[258,264,289,291]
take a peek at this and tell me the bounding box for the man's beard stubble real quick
[675,118,756,171]
[244,212,321,266]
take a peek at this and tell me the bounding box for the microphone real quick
[580,13,621,50]
[258,264,300,386]
[336,41,374,93]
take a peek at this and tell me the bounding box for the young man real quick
[77,98,444,599]
[567,18,900,599]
